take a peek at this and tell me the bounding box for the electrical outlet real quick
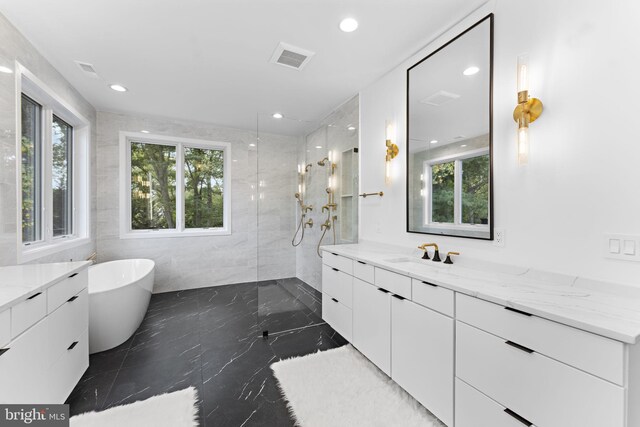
[494,228,505,247]
[604,234,640,262]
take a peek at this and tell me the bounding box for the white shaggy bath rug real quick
[70,387,198,427]
[271,345,445,427]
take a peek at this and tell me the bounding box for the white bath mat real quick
[271,345,445,427]
[70,387,198,427]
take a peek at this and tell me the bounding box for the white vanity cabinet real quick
[392,293,454,427]
[352,277,391,375]
[0,264,90,404]
[321,246,640,427]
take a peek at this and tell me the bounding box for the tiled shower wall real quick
[296,95,359,291]
[96,111,297,293]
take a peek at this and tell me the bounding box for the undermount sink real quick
[384,257,446,268]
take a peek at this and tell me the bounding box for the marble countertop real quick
[0,261,91,312]
[321,243,640,344]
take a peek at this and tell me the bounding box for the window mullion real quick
[454,159,462,225]
[176,143,184,232]
[43,107,53,244]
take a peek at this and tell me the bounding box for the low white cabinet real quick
[392,295,454,427]
[0,265,89,404]
[352,278,391,375]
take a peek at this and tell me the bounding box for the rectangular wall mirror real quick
[407,15,493,240]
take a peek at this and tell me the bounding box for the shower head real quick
[317,157,329,166]
[295,193,301,200]
[305,163,313,172]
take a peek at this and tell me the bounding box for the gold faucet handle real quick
[444,251,460,264]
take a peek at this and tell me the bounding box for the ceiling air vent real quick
[75,61,100,79]
[420,90,460,107]
[270,42,315,71]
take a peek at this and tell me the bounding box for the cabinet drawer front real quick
[392,298,454,427]
[48,328,89,403]
[322,264,353,308]
[0,309,9,348]
[47,288,89,364]
[11,291,46,338]
[455,378,527,427]
[353,260,374,284]
[456,293,624,385]
[0,316,49,403]
[411,279,454,317]
[48,269,88,314]
[323,252,353,275]
[374,267,411,299]
[322,293,352,342]
[456,321,624,427]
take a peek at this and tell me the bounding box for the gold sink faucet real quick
[418,243,441,262]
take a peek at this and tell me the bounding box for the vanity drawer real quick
[322,293,352,341]
[375,267,411,299]
[353,260,375,284]
[455,378,528,427]
[48,328,88,403]
[322,264,353,308]
[456,321,624,427]
[0,309,9,348]
[323,252,353,275]
[456,293,624,385]
[411,279,454,317]
[48,269,88,314]
[11,291,47,338]
[47,288,88,363]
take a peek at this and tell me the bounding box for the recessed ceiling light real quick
[315,145,323,149]
[109,84,127,92]
[0,66,13,74]
[140,130,150,134]
[249,143,256,147]
[430,140,438,144]
[461,144,467,148]
[339,18,358,33]
[233,159,238,162]
[347,126,356,131]
[463,66,480,76]
[272,112,284,119]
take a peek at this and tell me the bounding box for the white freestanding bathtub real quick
[88,259,155,354]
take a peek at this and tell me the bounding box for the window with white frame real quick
[424,150,490,229]
[120,133,230,238]
[18,66,90,261]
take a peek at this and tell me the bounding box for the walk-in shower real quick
[255,95,359,338]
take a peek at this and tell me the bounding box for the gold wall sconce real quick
[513,55,543,165]
[385,120,398,184]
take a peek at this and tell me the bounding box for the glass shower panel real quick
[255,113,324,336]
[255,95,359,337]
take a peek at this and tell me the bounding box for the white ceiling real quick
[0,0,488,135]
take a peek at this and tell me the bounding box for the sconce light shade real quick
[385,119,398,184]
[513,54,543,166]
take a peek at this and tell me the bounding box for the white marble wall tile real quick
[96,111,297,292]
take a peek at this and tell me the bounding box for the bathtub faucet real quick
[86,252,97,264]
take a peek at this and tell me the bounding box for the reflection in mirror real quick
[407,15,493,240]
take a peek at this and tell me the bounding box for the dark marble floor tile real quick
[268,323,344,361]
[122,328,201,369]
[65,370,118,415]
[103,354,202,410]
[85,335,134,376]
